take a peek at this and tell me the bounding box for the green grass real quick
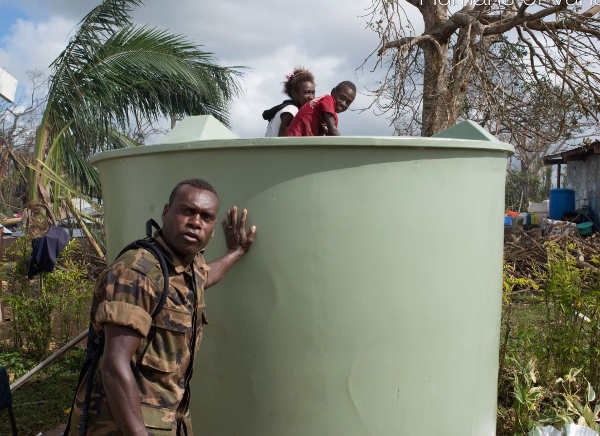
[497,296,548,435]
[500,295,547,360]
[0,348,85,436]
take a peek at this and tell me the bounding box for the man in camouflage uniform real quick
[67,179,256,435]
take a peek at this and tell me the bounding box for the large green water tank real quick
[92,117,513,436]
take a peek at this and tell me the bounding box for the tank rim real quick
[91,136,514,165]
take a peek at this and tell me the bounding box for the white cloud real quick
[2,0,397,137]
[0,16,76,86]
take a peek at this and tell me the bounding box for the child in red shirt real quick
[286,81,356,136]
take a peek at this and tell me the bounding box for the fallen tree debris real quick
[504,224,600,283]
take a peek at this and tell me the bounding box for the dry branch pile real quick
[504,225,600,283]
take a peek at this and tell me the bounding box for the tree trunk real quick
[446,27,481,131]
[421,2,450,137]
[29,116,51,203]
[520,160,530,209]
[65,196,104,259]
[25,113,52,237]
[0,139,7,186]
[544,166,552,196]
[422,45,449,137]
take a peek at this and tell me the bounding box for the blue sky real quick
[0,2,58,103]
[0,4,26,39]
[0,3,27,103]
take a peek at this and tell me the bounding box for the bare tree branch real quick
[364,0,600,183]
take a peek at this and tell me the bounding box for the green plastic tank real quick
[92,117,513,436]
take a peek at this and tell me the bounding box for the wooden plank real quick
[10,330,88,392]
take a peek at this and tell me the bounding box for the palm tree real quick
[29,0,241,204]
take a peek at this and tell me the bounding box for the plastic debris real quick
[529,424,599,436]
[563,424,600,436]
[529,426,562,436]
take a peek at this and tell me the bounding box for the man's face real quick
[161,185,219,260]
[332,86,356,113]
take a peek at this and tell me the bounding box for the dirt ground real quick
[42,424,66,436]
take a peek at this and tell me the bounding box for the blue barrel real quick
[549,188,575,220]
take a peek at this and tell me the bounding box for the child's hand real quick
[320,123,329,135]
[322,113,340,136]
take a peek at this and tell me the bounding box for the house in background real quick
[544,141,600,226]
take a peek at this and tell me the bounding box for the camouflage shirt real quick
[68,234,209,436]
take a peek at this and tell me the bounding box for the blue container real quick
[504,216,512,226]
[549,188,575,220]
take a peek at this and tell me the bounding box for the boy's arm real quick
[323,113,340,136]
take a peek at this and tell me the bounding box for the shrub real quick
[538,242,600,387]
[498,237,600,434]
[1,236,93,358]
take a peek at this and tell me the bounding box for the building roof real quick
[544,141,600,165]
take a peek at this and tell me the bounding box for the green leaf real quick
[588,381,596,403]
[583,404,595,427]
[34,0,243,198]
[573,399,585,416]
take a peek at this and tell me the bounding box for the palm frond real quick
[46,128,101,198]
[107,128,143,148]
[48,0,143,111]
[36,0,242,199]
[52,26,241,133]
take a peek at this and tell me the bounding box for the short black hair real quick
[168,179,218,205]
[334,81,356,93]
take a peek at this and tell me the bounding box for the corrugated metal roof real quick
[543,141,600,165]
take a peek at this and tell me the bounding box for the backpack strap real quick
[121,238,171,368]
[116,238,170,320]
[146,218,161,240]
[64,219,170,436]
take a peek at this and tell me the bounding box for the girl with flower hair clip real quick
[263,68,315,137]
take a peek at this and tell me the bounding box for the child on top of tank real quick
[286,81,356,137]
[262,68,315,137]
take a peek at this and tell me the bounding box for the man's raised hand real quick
[222,205,256,254]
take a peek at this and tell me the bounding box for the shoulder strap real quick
[115,218,168,317]
[262,99,295,121]
[145,218,161,239]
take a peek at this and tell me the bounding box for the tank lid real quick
[432,120,499,141]
[160,115,238,143]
